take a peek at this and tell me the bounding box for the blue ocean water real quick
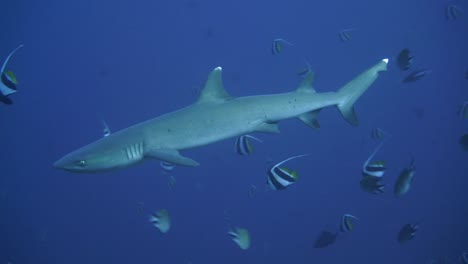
[1,0,467,263]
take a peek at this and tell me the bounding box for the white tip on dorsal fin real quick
[197,66,233,103]
[296,72,316,93]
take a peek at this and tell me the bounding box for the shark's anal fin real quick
[298,109,321,129]
[255,122,280,133]
[146,149,200,167]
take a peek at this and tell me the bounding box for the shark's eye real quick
[77,160,86,167]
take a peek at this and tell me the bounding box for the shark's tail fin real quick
[336,58,388,126]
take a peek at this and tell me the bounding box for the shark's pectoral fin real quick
[255,122,280,133]
[298,109,321,129]
[145,149,200,167]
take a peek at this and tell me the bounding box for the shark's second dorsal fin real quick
[197,67,233,103]
[296,72,316,93]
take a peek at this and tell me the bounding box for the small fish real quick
[149,209,171,233]
[371,128,386,141]
[340,214,359,233]
[137,202,145,214]
[160,161,175,173]
[459,102,468,119]
[360,176,385,194]
[271,38,293,55]
[397,49,413,71]
[314,230,338,248]
[339,28,355,42]
[402,69,430,83]
[0,45,24,105]
[168,175,176,191]
[394,158,416,198]
[102,120,111,137]
[235,135,263,155]
[460,134,468,151]
[362,138,387,178]
[446,5,463,20]
[397,223,418,244]
[247,184,257,198]
[298,59,313,78]
[460,252,468,264]
[228,227,251,250]
[267,154,309,190]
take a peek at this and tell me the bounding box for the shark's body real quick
[54,59,388,173]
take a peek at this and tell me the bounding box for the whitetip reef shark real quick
[54,58,388,173]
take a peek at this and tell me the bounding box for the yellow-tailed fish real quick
[0,45,24,105]
[340,214,359,233]
[397,223,419,244]
[149,209,171,233]
[235,135,263,155]
[267,154,309,190]
[228,227,251,250]
[394,158,416,198]
[271,38,293,55]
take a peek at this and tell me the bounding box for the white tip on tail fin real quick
[337,58,388,126]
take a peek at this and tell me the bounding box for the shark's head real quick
[54,137,144,173]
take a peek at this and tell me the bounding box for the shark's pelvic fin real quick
[145,148,200,167]
[337,58,388,126]
[295,72,316,93]
[298,109,321,129]
[197,67,233,103]
[255,122,280,133]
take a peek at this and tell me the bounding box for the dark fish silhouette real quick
[394,159,416,198]
[397,49,413,71]
[360,176,385,194]
[446,5,463,20]
[460,134,468,151]
[397,223,418,244]
[402,69,430,83]
[314,230,337,248]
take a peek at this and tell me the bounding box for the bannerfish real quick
[149,209,171,233]
[459,102,468,119]
[271,38,293,55]
[339,28,355,42]
[360,176,385,194]
[394,159,416,198]
[267,154,309,190]
[0,45,24,105]
[362,139,387,178]
[314,230,338,248]
[160,161,175,173]
[397,223,418,244]
[397,49,413,71]
[247,184,257,198]
[460,252,468,264]
[460,134,468,151]
[228,227,251,250]
[168,175,176,191]
[340,214,359,233]
[235,135,263,155]
[102,120,111,137]
[298,59,313,78]
[403,69,430,83]
[446,5,463,20]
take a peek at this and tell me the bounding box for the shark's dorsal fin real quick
[197,67,233,103]
[296,72,316,93]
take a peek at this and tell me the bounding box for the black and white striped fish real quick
[271,38,293,55]
[102,120,111,137]
[160,161,175,173]
[235,135,263,155]
[446,5,463,20]
[340,214,359,233]
[0,45,23,105]
[362,139,387,178]
[267,154,309,190]
[339,28,355,42]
